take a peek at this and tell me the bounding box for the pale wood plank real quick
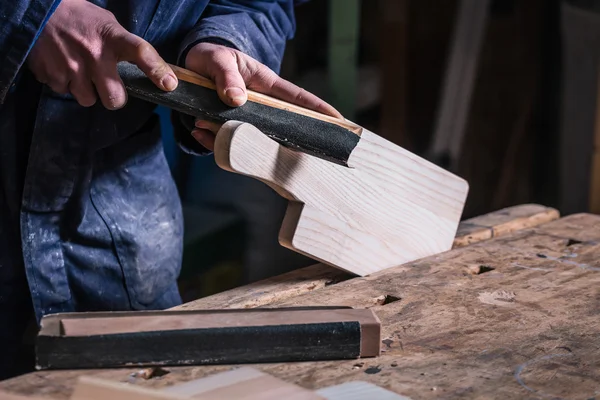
[316,381,411,400]
[214,121,469,276]
[161,367,322,399]
[71,377,189,400]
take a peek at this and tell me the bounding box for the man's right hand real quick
[26,0,177,109]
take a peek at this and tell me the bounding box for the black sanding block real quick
[35,306,381,369]
[116,62,360,166]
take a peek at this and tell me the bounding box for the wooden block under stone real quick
[35,307,380,370]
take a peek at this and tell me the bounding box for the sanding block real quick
[35,307,381,370]
[117,62,469,277]
[117,62,360,166]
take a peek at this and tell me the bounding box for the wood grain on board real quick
[214,121,469,276]
[3,211,597,399]
[175,204,559,312]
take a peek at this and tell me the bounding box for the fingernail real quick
[162,74,178,91]
[225,87,246,105]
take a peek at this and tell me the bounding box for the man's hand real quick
[27,0,178,109]
[185,42,343,151]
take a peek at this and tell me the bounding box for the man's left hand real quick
[185,42,343,151]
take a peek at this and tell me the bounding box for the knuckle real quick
[294,88,308,104]
[133,40,154,61]
[67,60,82,75]
[97,21,119,40]
[85,41,104,63]
[257,70,278,91]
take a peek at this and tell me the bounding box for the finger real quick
[194,119,222,134]
[46,74,70,95]
[68,74,97,107]
[191,128,216,151]
[187,47,247,107]
[249,69,343,119]
[92,62,127,110]
[112,31,177,92]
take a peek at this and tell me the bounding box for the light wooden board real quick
[161,367,321,399]
[174,204,559,311]
[69,368,408,400]
[316,381,411,400]
[161,368,409,400]
[214,121,469,276]
[70,377,190,400]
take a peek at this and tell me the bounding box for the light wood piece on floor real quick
[161,367,322,400]
[214,121,469,277]
[69,369,408,400]
[316,381,412,400]
[70,377,189,400]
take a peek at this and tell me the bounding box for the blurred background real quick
[158,0,600,301]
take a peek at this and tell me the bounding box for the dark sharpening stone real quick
[35,322,362,369]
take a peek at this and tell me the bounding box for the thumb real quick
[113,31,178,92]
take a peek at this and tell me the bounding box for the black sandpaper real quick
[35,321,362,369]
[117,62,359,166]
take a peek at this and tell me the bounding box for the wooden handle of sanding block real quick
[169,64,362,134]
[116,61,362,166]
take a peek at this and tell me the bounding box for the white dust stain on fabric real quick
[478,290,516,306]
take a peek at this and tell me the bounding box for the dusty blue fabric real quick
[0,0,302,379]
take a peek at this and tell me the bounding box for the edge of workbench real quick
[173,204,559,312]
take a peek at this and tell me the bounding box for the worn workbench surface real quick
[4,204,600,399]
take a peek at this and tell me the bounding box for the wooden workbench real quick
[3,204,600,399]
